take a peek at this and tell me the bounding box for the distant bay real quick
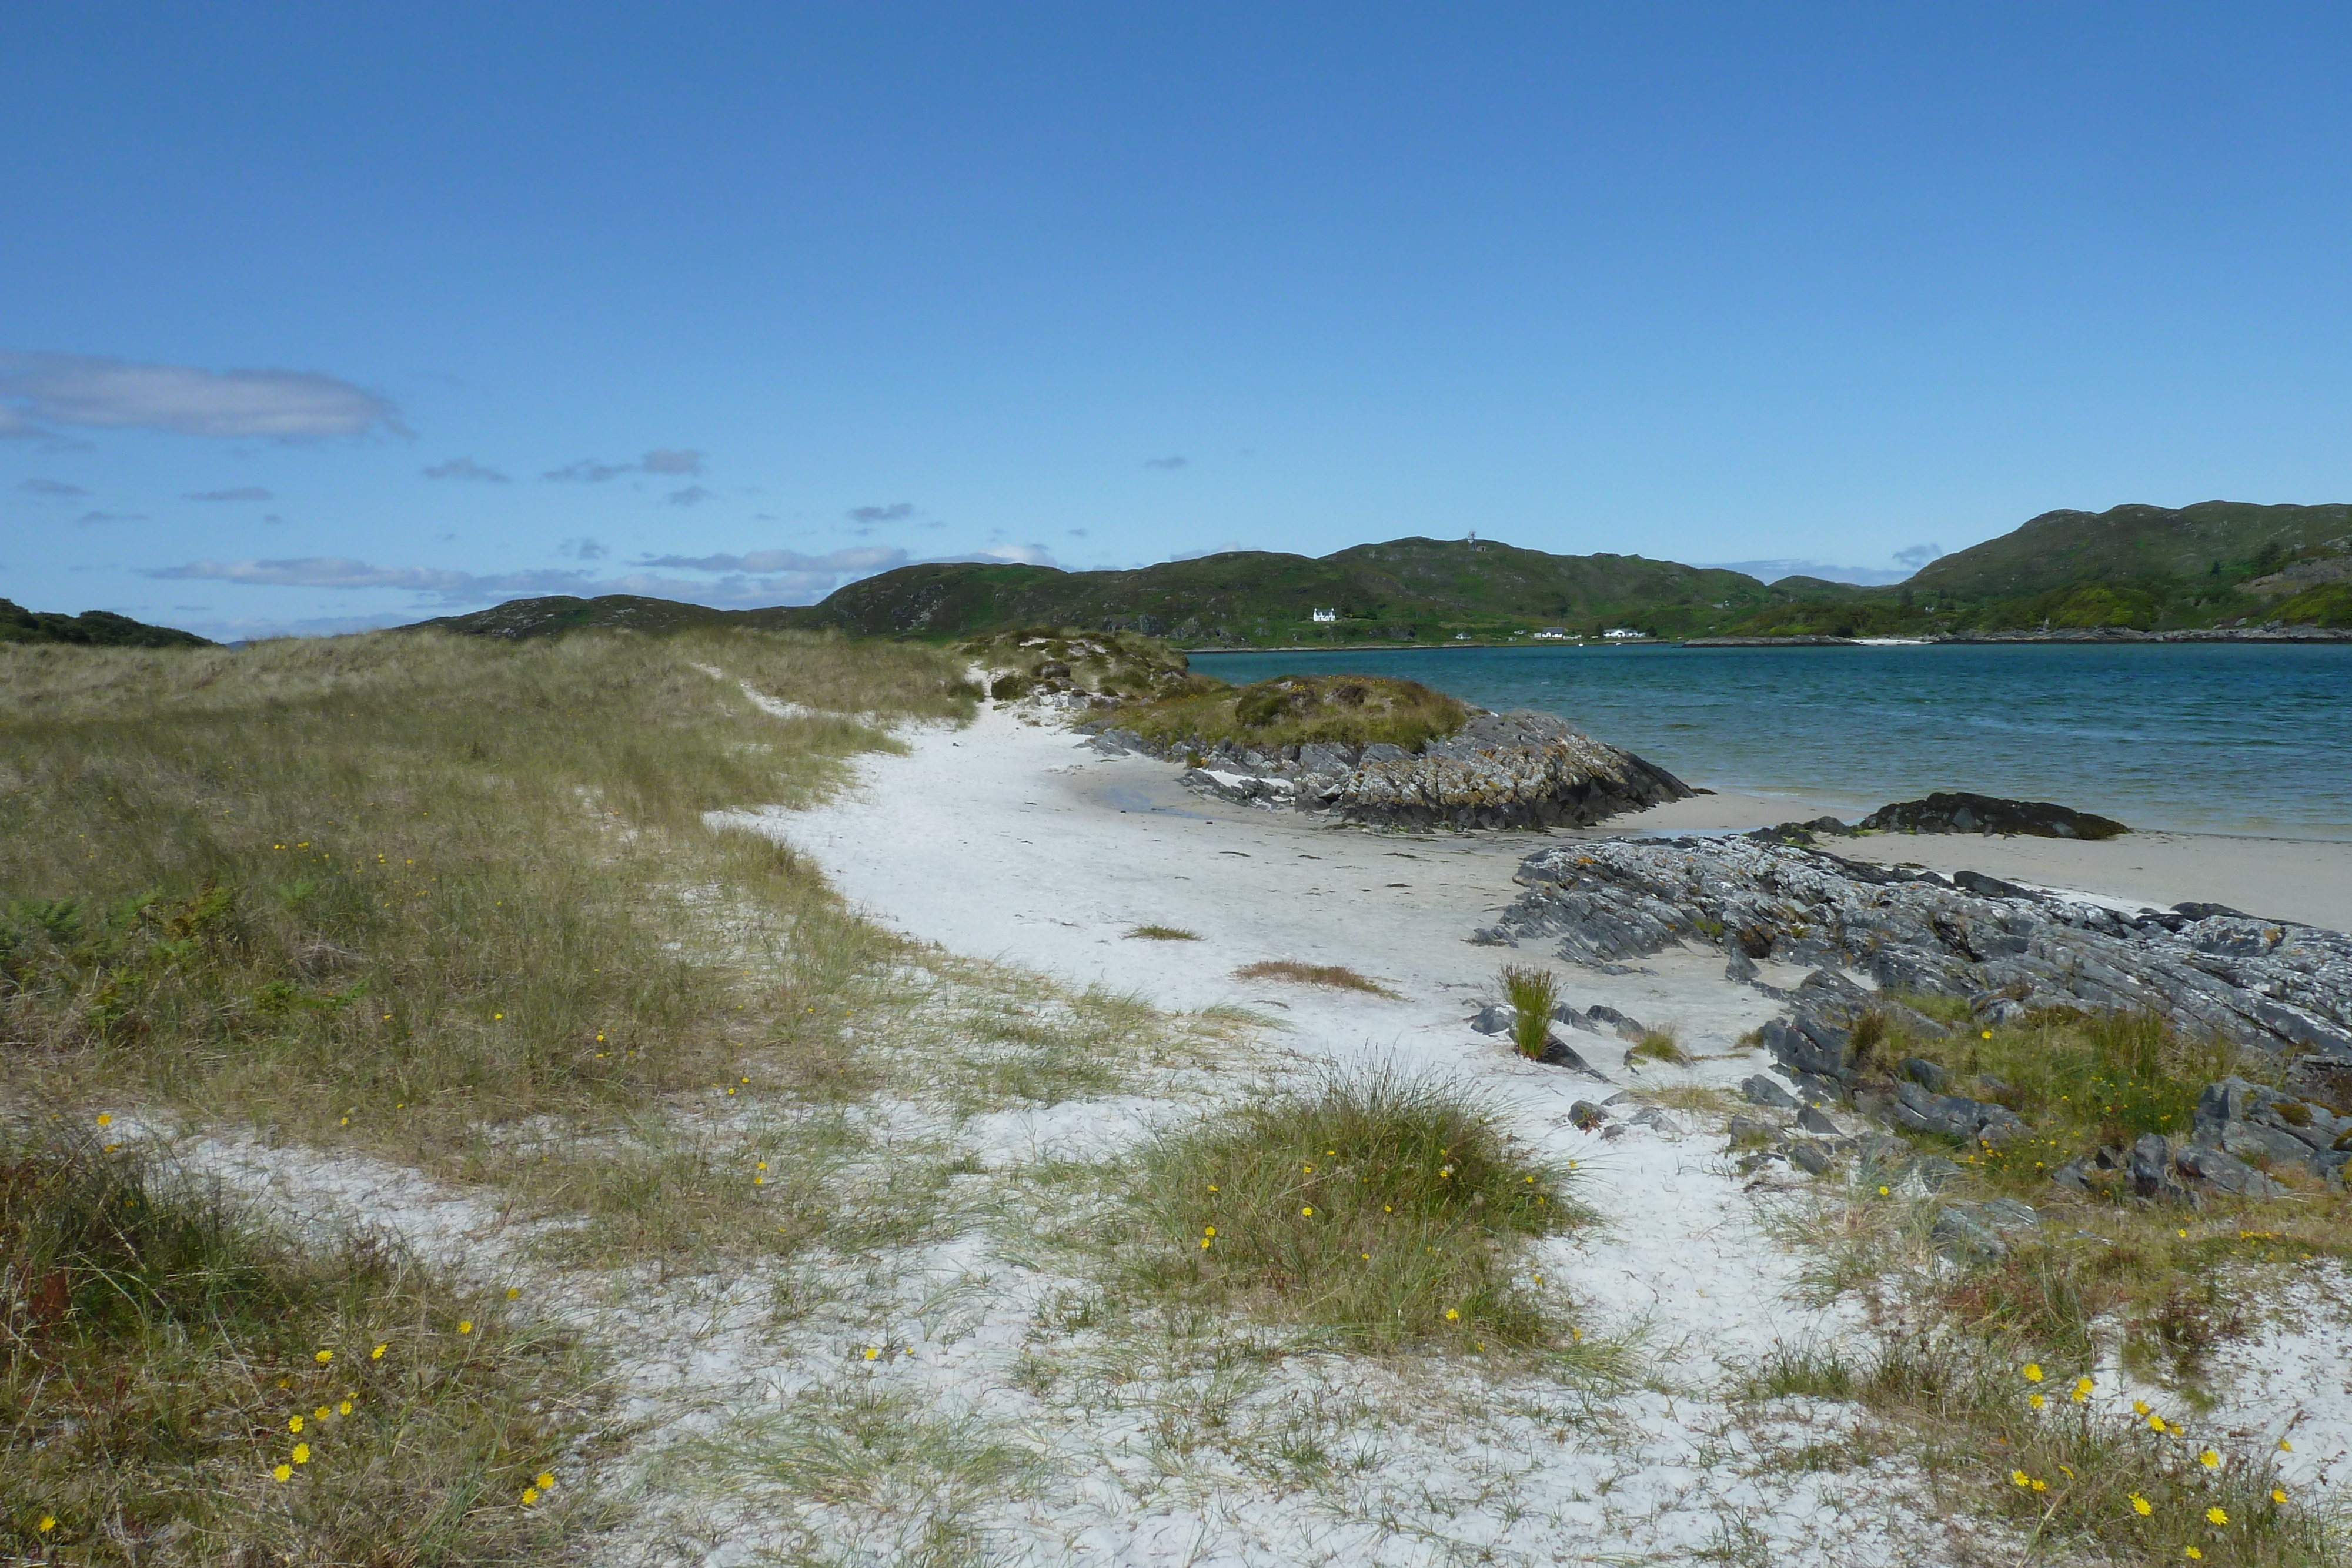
[1190,643,2352,838]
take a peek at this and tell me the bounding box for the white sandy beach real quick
[707,700,2352,1561]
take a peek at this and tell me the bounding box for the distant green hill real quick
[1720,500,2352,636]
[780,537,1805,644]
[0,599,213,648]
[407,502,2352,648]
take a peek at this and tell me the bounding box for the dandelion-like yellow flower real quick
[292,1443,310,1465]
[289,1415,305,1433]
[2074,1377,2094,1401]
[273,1463,293,1483]
[2185,1549,2203,1562]
[96,1113,112,1126]
[38,1516,55,1533]
[2279,1438,2293,1452]
[1878,1185,1890,1196]
[339,1400,352,1416]
[2272,1487,2288,1504]
[2200,1449,2220,1470]
[1445,1308,1460,1321]
[1207,1185,1218,1193]
[2131,1493,2151,1516]
[2031,1477,2046,1493]
[1301,1206,1313,1216]
[2011,1470,2030,1487]
[1361,1252,1371,1261]
[2022,1363,2043,1383]
[315,1405,329,1420]
[864,1346,879,1361]
[2150,1415,2167,1433]
[1200,1238,1211,1249]
[2134,1400,2150,1415]
[1301,1164,1314,1174]
[457,1319,473,1335]
[2028,1393,2045,1410]
[2206,1506,2227,1526]
[522,1487,540,1505]
[506,1286,521,1300]
[536,1473,555,1490]
[1204,1226,1215,1237]
[372,1343,387,1359]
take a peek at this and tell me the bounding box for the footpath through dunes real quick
[734,680,2352,1566]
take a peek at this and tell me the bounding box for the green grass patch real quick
[1121,1069,1589,1348]
[1498,964,1557,1060]
[1111,673,1468,754]
[1127,925,1200,941]
[1,1129,602,1562]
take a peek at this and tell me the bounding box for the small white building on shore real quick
[1311,607,1337,623]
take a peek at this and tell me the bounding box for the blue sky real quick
[6,3,2351,637]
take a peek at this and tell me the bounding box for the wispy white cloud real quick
[76,510,148,525]
[640,545,907,574]
[640,448,703,474]
[666,484,717,507]
[543,449,707,483]
[182,486,273,502]
[1143,454,1188,470]
[18,476,88,496]
[0,350,405,440]
[422,456,509,483]
[847,502,916,524]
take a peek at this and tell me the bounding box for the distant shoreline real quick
[1191,625,2352,654]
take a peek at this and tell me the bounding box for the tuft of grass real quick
[1111,673,1469,754]
[1498,965,1558,1060]
[1628,1029,1693,1068]
[1127,924,1201,941]
[1233,961,1399,998]
[1121,1068,1590,1347]
[1746,1330,2339,1566]
[1,1130,603,1562]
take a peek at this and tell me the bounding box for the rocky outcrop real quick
[1857,792,2129,840]
[1086,708,1692,831]
[1481,833,2352,1085]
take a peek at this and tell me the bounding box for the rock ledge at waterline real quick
[1081,708,1693,831]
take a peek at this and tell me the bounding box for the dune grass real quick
[1127,924,1200,941]
[1498,964,1557,1059]
[0,628,972,1157]
[1,1129,603,1563]
[1233,961,1399,998]
[1120,1069,1589,1349]
[1112,673,1468,754]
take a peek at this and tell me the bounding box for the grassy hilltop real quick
[415,500,2352,648]
[1,599,212,648]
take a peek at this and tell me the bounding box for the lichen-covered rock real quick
[1487,833,2352,1068]
[1328,710,1692,830]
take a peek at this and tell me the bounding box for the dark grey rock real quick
[2175,1143,2290,1198]
[1584,1004,1648,1042]
[2051,1157,2093,1193]
[1536,1036,1603,1077]
[1550,1002,1601,1033]
[1982,1197,2041,1230]
[1859,792,2130,840]
[1740,1075,1799,1109]
[1910,1156,1962,1191]
[1898,1057,1950,1093]
[1788,1141,1835,1175]
[1724,949,1760,983]
[1726,1114,1776,1146]
[1796,1105,1840,1136]
[1471,1003,1514,1035]
[1568,1100,1610,1131]
[1932,1206,2008,1261]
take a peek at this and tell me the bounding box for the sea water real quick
[1188,643,2352,838]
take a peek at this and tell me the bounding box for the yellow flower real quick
[864,1346,880,1361]
[289,1415,305,1433]
[2133,1400,2150,1415]
[1301,1206,1313,1216]
[2206,1506,2227,1526]
[292,1443,310,1464]
[96,1113,112,1126]
[2150,1414,2167,1433]
[2028,1393,2045,1410]
[37,1516,55,1533]
[2278,1437,2293,1451]
[315,1405,329,1420]
[2131,1494,2151,1516]
[2073,1377,2093,1401]
[2030,1477,2046,1492]
[522,1487,540,1505]
[273,1463,293,1482]
[2272,1487,2288,1504]
[372,1343,387,1359]
[1207,1185,1218,1193]
[1204,1226,1215,1237]
[1302,1164,1314,1174]
[2011,1470,2030,1487]
[457,1319,473,1335]
[338,1400,352,1416]
[536,1473,555,1490]
[1980,1030,1992,1039]
[2022,1363,2043,1383]
[1878,1185,1890,1196]
[1445,1308,1461,1321]
[2186,1549,2203,1561]
[1200,1238,1211,1249]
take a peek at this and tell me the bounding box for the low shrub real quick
[1111,674,1469,754]
[1498,965,1558,1059]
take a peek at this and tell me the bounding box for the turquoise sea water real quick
[1189,644,2352,838]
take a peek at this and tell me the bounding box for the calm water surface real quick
[1190,644,2352,838]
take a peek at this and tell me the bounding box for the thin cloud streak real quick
[0,350,406,440]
